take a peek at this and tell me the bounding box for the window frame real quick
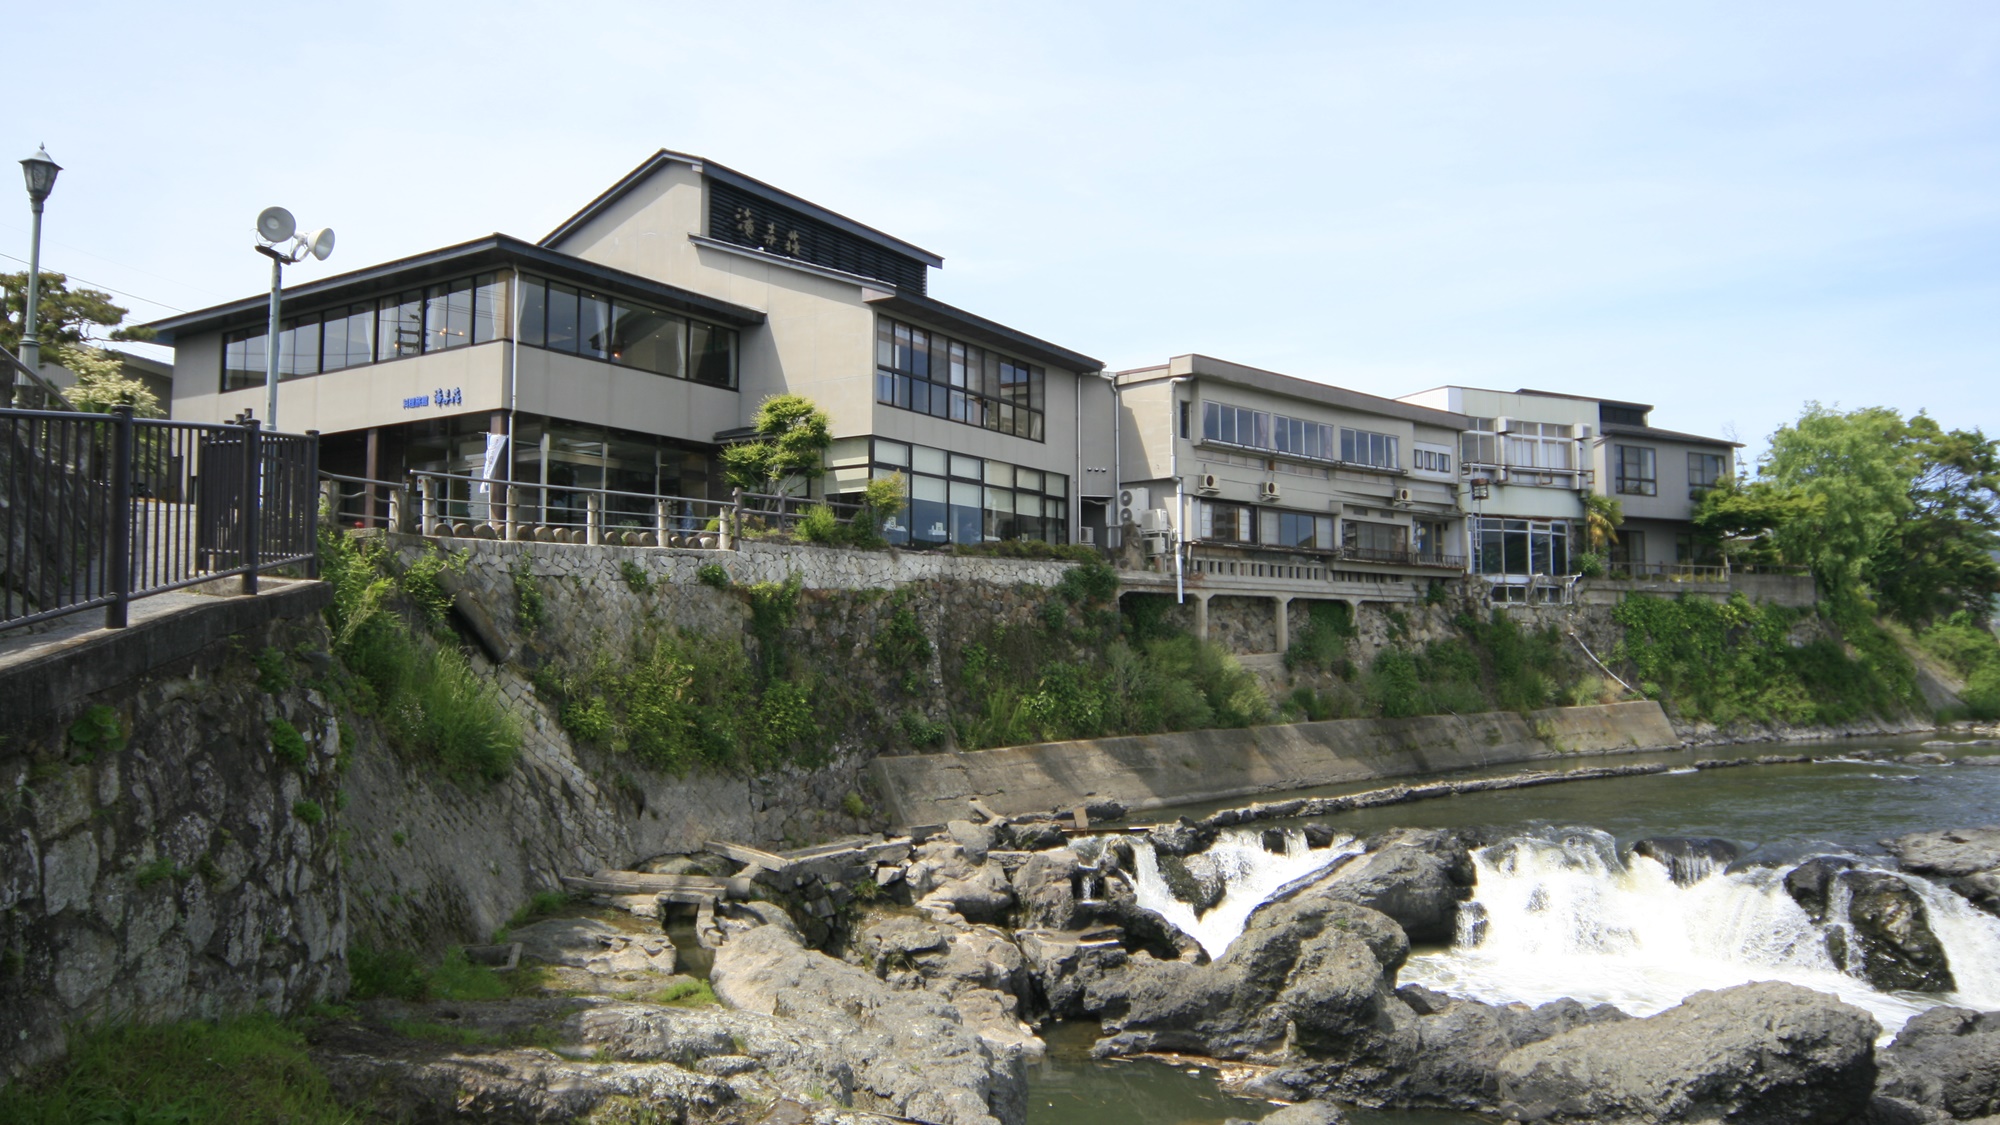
[1615,445,1658,496]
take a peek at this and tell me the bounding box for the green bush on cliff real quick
[318,528,519,781]
[1613,593,1921,726]
[1918,612,2000,719]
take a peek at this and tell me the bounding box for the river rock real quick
[1876,1006,2000,1120]
[948,819,995,863]
[1494,980,1879,1124]
[1011,848,1082,929]
[1632,837,1740,886]
[507,916,677,975]
[1784,856,1855,923]
[1001,821,1068,852]
[1090,869,1207,962]
[1226,1100,1349,1125]
[1146,818,1219,858]
[1086,889,1406,1061]
[1155,852,1227,914]
[1287,829,1473,944]
[711,922,1024,1125]
[1886,825,2000,877]
[1840,870,1956,993]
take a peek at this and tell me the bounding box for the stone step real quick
[562,871,742,897]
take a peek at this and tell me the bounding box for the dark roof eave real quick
[864,290,1101,373]
[1121,355,1471,430]
[1601,423,1742,448]
[143,234,766,343]
[540,150,944,268]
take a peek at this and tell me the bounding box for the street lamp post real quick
[251,207,334,431]
[13,145,61,408]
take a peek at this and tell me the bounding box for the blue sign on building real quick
[403,387,463,409]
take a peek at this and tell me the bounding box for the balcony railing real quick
[1597,561,1727,583]
[1188,539,1466,572]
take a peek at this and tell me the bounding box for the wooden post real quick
[363,426,380,528]
[586,493,602,546]
[388,486,409,534]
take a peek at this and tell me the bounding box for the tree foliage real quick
[720,393,831,494]
[1,270,155,354]
[1581,494,1623,552]
[56,345,163,417]
[1745,403,2000,627]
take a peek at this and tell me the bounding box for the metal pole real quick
[263,253,284,428]
[240,418,262,595]
[15,198,47,407]
[303,429,321,579]
[105,406,134,628]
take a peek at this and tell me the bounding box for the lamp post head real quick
[20,145,60,205]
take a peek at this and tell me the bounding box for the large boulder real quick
[1784,857,1855,923]
[1494,981,1879,1124]
[1632,837,1741,886]
[1226,1101,1348,1125]
[508,917,677,975]
[1319,985,1629,1110]
[1010,848,1081,930]
[1154,852,1226,914]
[1877,1006,2000,1120]
[1888,826,2000,918]
[1840,870,1955,993]
[711,923,1023,1125]
[1305,829,1475,944]
[1085,888,1407,1061]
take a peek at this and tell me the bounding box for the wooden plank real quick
[562,872,728,896]
[705,840,791,871]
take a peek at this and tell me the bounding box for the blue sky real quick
[9,2,1998,463]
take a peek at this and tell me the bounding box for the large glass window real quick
[1339,427,1400,469]
[1198,500,1257,544]
[611,301,685,378]
[875,316,1045,440]
[1688,451,1725,498]
[1201,401,1334,461]
[217,271,508,392]
[1461,419,1500,467]
[1505,422,1573,473]
[1259,509,1334,550]
[1615,445,1658,496]
[1472,517,1570,577]
[1343,519,1407,558]
[689,322,736,388]
[844,439,1067,546]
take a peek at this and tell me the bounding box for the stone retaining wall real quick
[868,700,1681,826]
[0,584,347,1081]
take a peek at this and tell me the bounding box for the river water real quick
[1030,734,2000,1124]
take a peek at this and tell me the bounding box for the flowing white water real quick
[1400,829,2000,1037]
[1129,828,1362,958]
[1124,824,2000,1037]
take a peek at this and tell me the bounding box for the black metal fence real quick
[1,406,319,632]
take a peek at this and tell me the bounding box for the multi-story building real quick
[1397,386,1735,599]
[147,150,1100,546]
[1108,356,1470,630]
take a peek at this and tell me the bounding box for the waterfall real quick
[1397,829,2000,1037]
[1128,828,1362,958]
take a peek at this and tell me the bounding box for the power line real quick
[0,251,186,313]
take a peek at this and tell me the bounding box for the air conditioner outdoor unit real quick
[1197,473,1221,494]
[1577,424,1594,440]
[1140,508,1173,534]
[1117,487,1149,526]
[1396,487,1413,504]
[1494,416,1514,434]
[1260,481,1281,502]
[1078,526,1096,546]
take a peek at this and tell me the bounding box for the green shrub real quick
[1055,558,1119,604]
[348,945,428,1001]
[132,856,184,889]
[253,646,291,693]
[67,705,125,754]
[1368,648,1425,718]
[646,978,719,1007]
[0,1013,353,1125]
[506,890,576,930]
[512,565,545,632]
[900,709,949,748]
[697,563,731,589]
[292,799,325,825]
[1919,615,2000,679]
[1574,551,1606,578]
[618,559,653,593]
[399,544,464,628]
[841,791,868,818]
[269,718,309,769]
[797,503,846,545]
[320,527,519,780]
[1285,601,1355,672]
[1613,593,1921,726]
[559,695,615,743]
[1963,663,2000,720]
[875,606,932,675]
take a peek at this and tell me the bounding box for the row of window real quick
[831,438,1069,546]
[1473,517,1572,578]
[874,317,1046,441]
[1194,500,1450,558]
[1614,448,1727,498]
[1460,419,1576,472]
[517,275,737,389]
[1200,401,1402,469]
[222,273,507,391]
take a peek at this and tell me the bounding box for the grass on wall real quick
[319,528,519,781]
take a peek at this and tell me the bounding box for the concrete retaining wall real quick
[868,700,1681,827]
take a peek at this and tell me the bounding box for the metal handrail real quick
[3,407,318,632]
[0,342,78,411]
